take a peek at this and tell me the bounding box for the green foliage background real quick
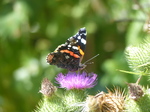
[0,0,150,112]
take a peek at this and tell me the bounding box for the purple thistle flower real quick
[55,71,97,90]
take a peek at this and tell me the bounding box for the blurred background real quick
[0,0,150,112]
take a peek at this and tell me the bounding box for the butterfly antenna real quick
[86,62,94,64]
[83,54,99,65]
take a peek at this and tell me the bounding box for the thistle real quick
[127,83,144,100]
[35,72,98,112]
[55,71,97,90]
[125,86,150,112]
[125,40,150,75]
[81,88,125,112]
[35,78,65,112]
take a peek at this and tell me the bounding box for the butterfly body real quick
[46,27,87,71]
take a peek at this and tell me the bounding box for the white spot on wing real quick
[72,46,78,50]
[77,36,81,40]
[81,38,86,45]
[68,45,71,47]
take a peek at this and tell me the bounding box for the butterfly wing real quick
[46,27,87,71]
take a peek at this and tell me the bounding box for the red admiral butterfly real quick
[46,27,87,71]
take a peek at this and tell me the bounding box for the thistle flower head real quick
[55,71,97,90]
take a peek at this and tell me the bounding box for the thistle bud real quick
[127,83,144,100]
[39,78,57,97]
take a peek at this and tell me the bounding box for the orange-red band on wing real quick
[60,50,80,58]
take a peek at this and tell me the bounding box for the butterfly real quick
[46,27,87,71]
